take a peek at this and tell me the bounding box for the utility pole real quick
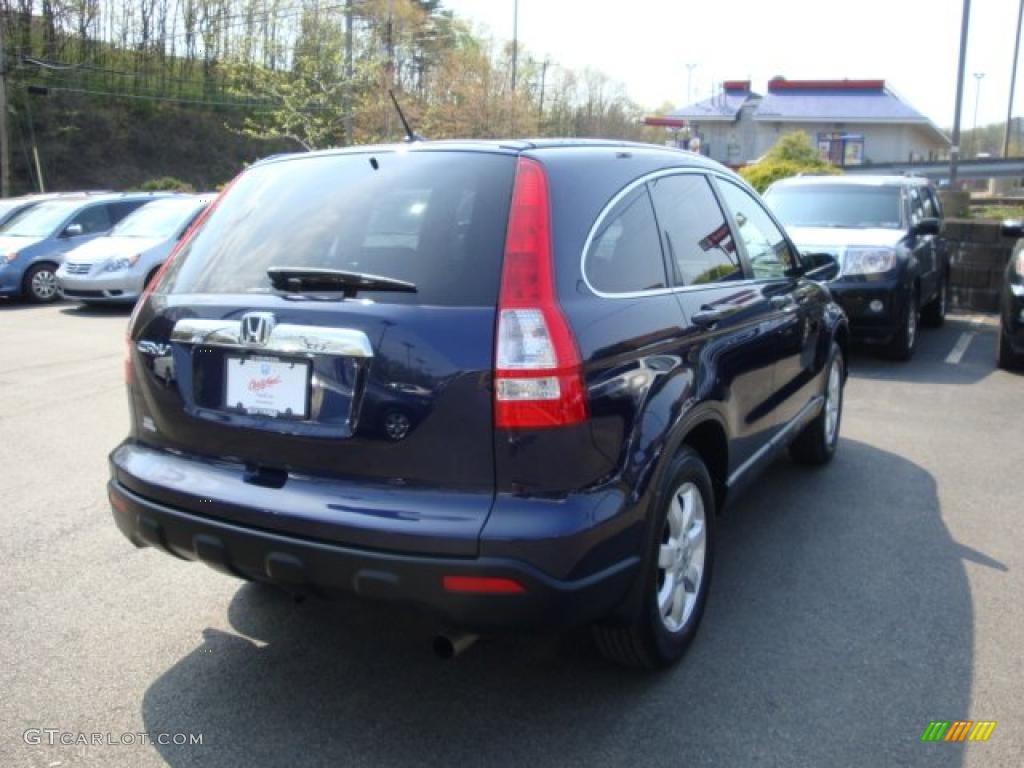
[0,26,10,198]
[537,58,549,132]
[949,0,971,187]
[1004,0,1023,157]
[511,0,519,92]
[971,72,985,156]
[343,0,353,146]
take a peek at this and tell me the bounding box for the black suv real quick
[765,175,949,360]
[109,140,848,668]
[998,220,1024,369]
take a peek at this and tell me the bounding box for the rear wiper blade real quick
[267,267,417,297]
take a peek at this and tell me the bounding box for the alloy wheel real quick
[907,297,918,349]
[656,482,707,633]
[824,357,842,446]
[31,269,58,301]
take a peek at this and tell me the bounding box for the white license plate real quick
[225,357,309,418]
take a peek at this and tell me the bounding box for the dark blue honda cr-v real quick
[109,140,848,668]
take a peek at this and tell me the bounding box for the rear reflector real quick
[442,576,526,594]
[494,157,587,429]
[108,487,128,515]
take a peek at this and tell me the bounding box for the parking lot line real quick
[945,331,976,365]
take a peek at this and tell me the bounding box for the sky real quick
[442,0,1023,131]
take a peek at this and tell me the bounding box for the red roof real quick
[768,79,885,91]
[643,116,688,128]
[723,80,751,92]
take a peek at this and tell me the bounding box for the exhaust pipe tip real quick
[432,631,479,660]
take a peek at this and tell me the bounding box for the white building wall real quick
[748,120,946,165]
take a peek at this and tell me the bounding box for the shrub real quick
[739,132,839,192]
[136,176,195,193]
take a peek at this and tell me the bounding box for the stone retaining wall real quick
[945,219,1014,312]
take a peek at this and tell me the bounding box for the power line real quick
[13,81,332,112]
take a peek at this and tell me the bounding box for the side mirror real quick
[1001,219,1024,239]
[797,252,840,281]
[913,217,941,237]
[62,223,84,238]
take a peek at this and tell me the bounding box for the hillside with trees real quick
[0,0,662,194]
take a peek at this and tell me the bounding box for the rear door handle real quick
[691,306,730,329]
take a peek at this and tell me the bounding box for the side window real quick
[918,187,935,218]
[647,174,742,286]
[69,205,111,235]
[908,187,924,225]
[108,201,147,225]
[716,180,796,280]
[921,187,942,219]
[585,185,667,294]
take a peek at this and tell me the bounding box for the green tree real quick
[740,131,839,192]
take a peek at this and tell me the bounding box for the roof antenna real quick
[389,89,423,143]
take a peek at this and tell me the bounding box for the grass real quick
[970,205,1024,221]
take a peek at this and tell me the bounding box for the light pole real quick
[949,0,971,187]
[686,63,696,105]
[1004,0,1023,157]
[971,72,985,156]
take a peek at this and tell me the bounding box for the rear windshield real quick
[764,185,904,230]
[161,151,517,306]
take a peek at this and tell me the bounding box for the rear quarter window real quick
[161,152,517,307]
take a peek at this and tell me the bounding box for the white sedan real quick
[56,195,210,304]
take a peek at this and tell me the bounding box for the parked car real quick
[0,192,169,303]
[0,195,48,229]
[764,175,949,360]
[997,220,1024,369]
[109,140,848,668]
[56,195,211,305]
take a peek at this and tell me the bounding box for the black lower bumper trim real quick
[108,480,639,630]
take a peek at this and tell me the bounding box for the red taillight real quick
[442,576,526,594]
[494,157,587,429]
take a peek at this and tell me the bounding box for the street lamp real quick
[971,72,985,156]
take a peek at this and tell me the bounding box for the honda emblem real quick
[241,312,276,346]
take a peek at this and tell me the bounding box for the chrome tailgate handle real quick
[171,318,373,358]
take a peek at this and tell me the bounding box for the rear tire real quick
[921,273,948,327]
[789,342,844,466]
[592,447,715,669]
[997,328,1023,370]
[884,285,918,361]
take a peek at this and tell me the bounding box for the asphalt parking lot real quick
[1,302,1022,768]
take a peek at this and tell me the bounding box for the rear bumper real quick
[108,478,639,630]
[828,276,907,344]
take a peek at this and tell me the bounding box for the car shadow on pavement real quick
[141,439,993,768]
[847,315,999,386]
[58,303,134,318]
